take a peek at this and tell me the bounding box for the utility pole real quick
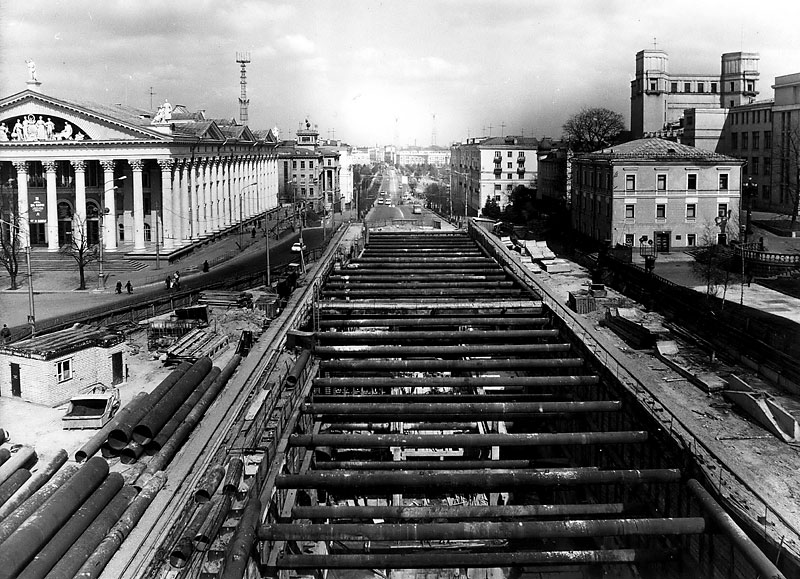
[149,87,156,111]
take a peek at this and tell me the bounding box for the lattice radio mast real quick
[431,113,437,146]
[236,52,251,125]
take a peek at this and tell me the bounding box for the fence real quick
[468,219,800,568]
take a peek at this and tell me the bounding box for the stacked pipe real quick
[0,455,156,579]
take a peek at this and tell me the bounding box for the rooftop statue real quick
[26,59,37,82]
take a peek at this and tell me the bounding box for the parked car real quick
[291,241,307,253]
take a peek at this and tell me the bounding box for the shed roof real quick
[0,324,123,360]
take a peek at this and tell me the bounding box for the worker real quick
[115,280,123,294]
[202,260,210,273]
[125,280,133,294]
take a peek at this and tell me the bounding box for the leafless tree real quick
[0,187,23,290]
[776,124,800,229]
[691,217,741,308]
[60,216,98,290]
[562,107,626,153]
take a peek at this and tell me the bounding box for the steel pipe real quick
[277,468,678,491]
[285,349,312,387]
[119,441,146,465]
[0,448,9,466]
[220,495,261,579]
[193,494,231,552]
[0,464,79,544]
[223,458,244,496]
[315,343,571,358]
[319,316,548,327]
[316,329,560,343]
[320,300,541,312]
[313,376,599,389]
[42,485,137,579]
[73,471,166,579]
[323,288,524,297]
[132,357,213,445]
[311,395,558,404]
[306,401,620,416]
[0,469,31,506]
[319,358,584,372]
[169,500,215,568]
[107,362,192,450]
[687,479,787,579]
[75,392,148,462]
[145,367,221,455]
[0,445,36,487]
[17,473,124,579]
[313,460,553,471]
[273,548,677,569]
[0,456,109,579]
[139,355,242,481]
[292,502,636,520]
[194,464,226,504]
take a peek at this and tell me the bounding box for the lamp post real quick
[639,235,658,274]
[239,182,258,251]
[97,207,110,290]
[742,177,756,243]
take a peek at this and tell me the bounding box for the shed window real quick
[57,359,73,382]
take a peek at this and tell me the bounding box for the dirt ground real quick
[0,292,269,470]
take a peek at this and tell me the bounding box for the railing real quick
[468,219,800,564]
[739,247,800,265]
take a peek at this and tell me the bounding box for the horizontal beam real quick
[305,401,621,416]
[319,358,584,372]
[318,316,549,327]
[315,343,572,358]
[271,549,678,569]
[312,376,599,388]
[291,502,640,520]
[316,329,560,343]
[310,394,558,404]
[319,300,542,311]
[276,468,680,491]
[290,431,647,448]
[260,518,705,541]
[312,460,568,470]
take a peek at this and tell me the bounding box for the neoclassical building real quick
[0,79,279,258]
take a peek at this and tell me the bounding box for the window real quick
[309,187,314,195]
[747,81,755,92]
[327,159,332,166]
[118,223,125,241]
[731,133,738,149]
[698,82,705,93]
[143,222,151,242]
[671,82,678,93]
[718,203,728,218]
[494,184,501,191]
[742,132,748,150]
[752,157,759,176]
[507,151,512,157]
[687,234,697,246]
[764,157,772,175]
[762,184,771,200]
[711,82,717,93]
[687,174,697,191]
[625,174,636,191]
[507,173,512,179]
[507,162,512,169]
[719,174,729,190]
[308,161,314,168]
[650,80,658,91]
[494,195,501,202]
[300,161,305,169]
[625,234,634,246]
[57,359,72,382]
[292,161,297,169]
[684,82,691,92]
[730,82,735,92]
[752,132,759,150]
[625,204,635,219]
[656,174,667,192]
[656,204,666,219]
[686,204,696,220]
[765,131,772,150]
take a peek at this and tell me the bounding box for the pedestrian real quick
[115,281,122,294]
[125,280,133,294]
[165,275,172,290]
[251,226,256,239]
[1,324,11,344]
[202,259,210,273]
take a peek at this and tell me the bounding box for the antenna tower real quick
[431,113,437,146]
[236,52,251,125]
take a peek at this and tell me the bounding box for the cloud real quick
[280,34,316,56]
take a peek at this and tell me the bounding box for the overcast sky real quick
[2,0,799,147]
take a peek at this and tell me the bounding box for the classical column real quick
[12,161,29,248]
[100,160,117,250]
[171,160,183,246]
[158,159,174,250]
[231,157,240,226]
[179,160,189,241]
[212,159,221,230]
[202,158,211,235]
[130,159,145,250]
[222,157,231,227]
[44,161,58,251]
[189,159,198,239]
[72,160,87,247]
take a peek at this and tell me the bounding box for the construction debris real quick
[198,291,253,308]
[163,329,229,365]
[723,375,800,443]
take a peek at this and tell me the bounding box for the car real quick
[291,242,307,253]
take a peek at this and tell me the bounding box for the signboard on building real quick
[29,194,47,223]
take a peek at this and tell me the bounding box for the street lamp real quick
[0,179,34,337]
[97,207,110,290]
[639,235,657,274]
[742,177,756,243]
[239,182,258,250]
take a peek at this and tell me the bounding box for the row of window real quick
[493,151,526,159]
[731,109,772,125]
[622,172,728,192]
[730,131,772,151]
[623,233,698,247]
[623,202,728,221]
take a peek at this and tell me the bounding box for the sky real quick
[1,0,799,148]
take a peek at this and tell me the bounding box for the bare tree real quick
[60,216,98,290]
[691,217,741,308]
[562,107,626,153]
[0,187,23,290]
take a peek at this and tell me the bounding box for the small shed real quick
[0,324,126,407]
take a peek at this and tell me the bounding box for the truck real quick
[62,385,121,429]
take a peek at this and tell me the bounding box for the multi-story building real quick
[631,49,760,139]
[450,136,539,216]
[276,120,340,214]
[0,77,279,258]
[395,145,451,167]
[571,138,744,250]
[536,139,571,207]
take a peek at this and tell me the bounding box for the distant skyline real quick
[1,0,799,147]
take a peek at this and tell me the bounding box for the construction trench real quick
[8,224,791,578]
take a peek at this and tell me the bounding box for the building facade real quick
[0,83,279,257]
[571,138,744,250]
[631,49,760,139]
[396,145,451,167]
[449,136,539,216]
